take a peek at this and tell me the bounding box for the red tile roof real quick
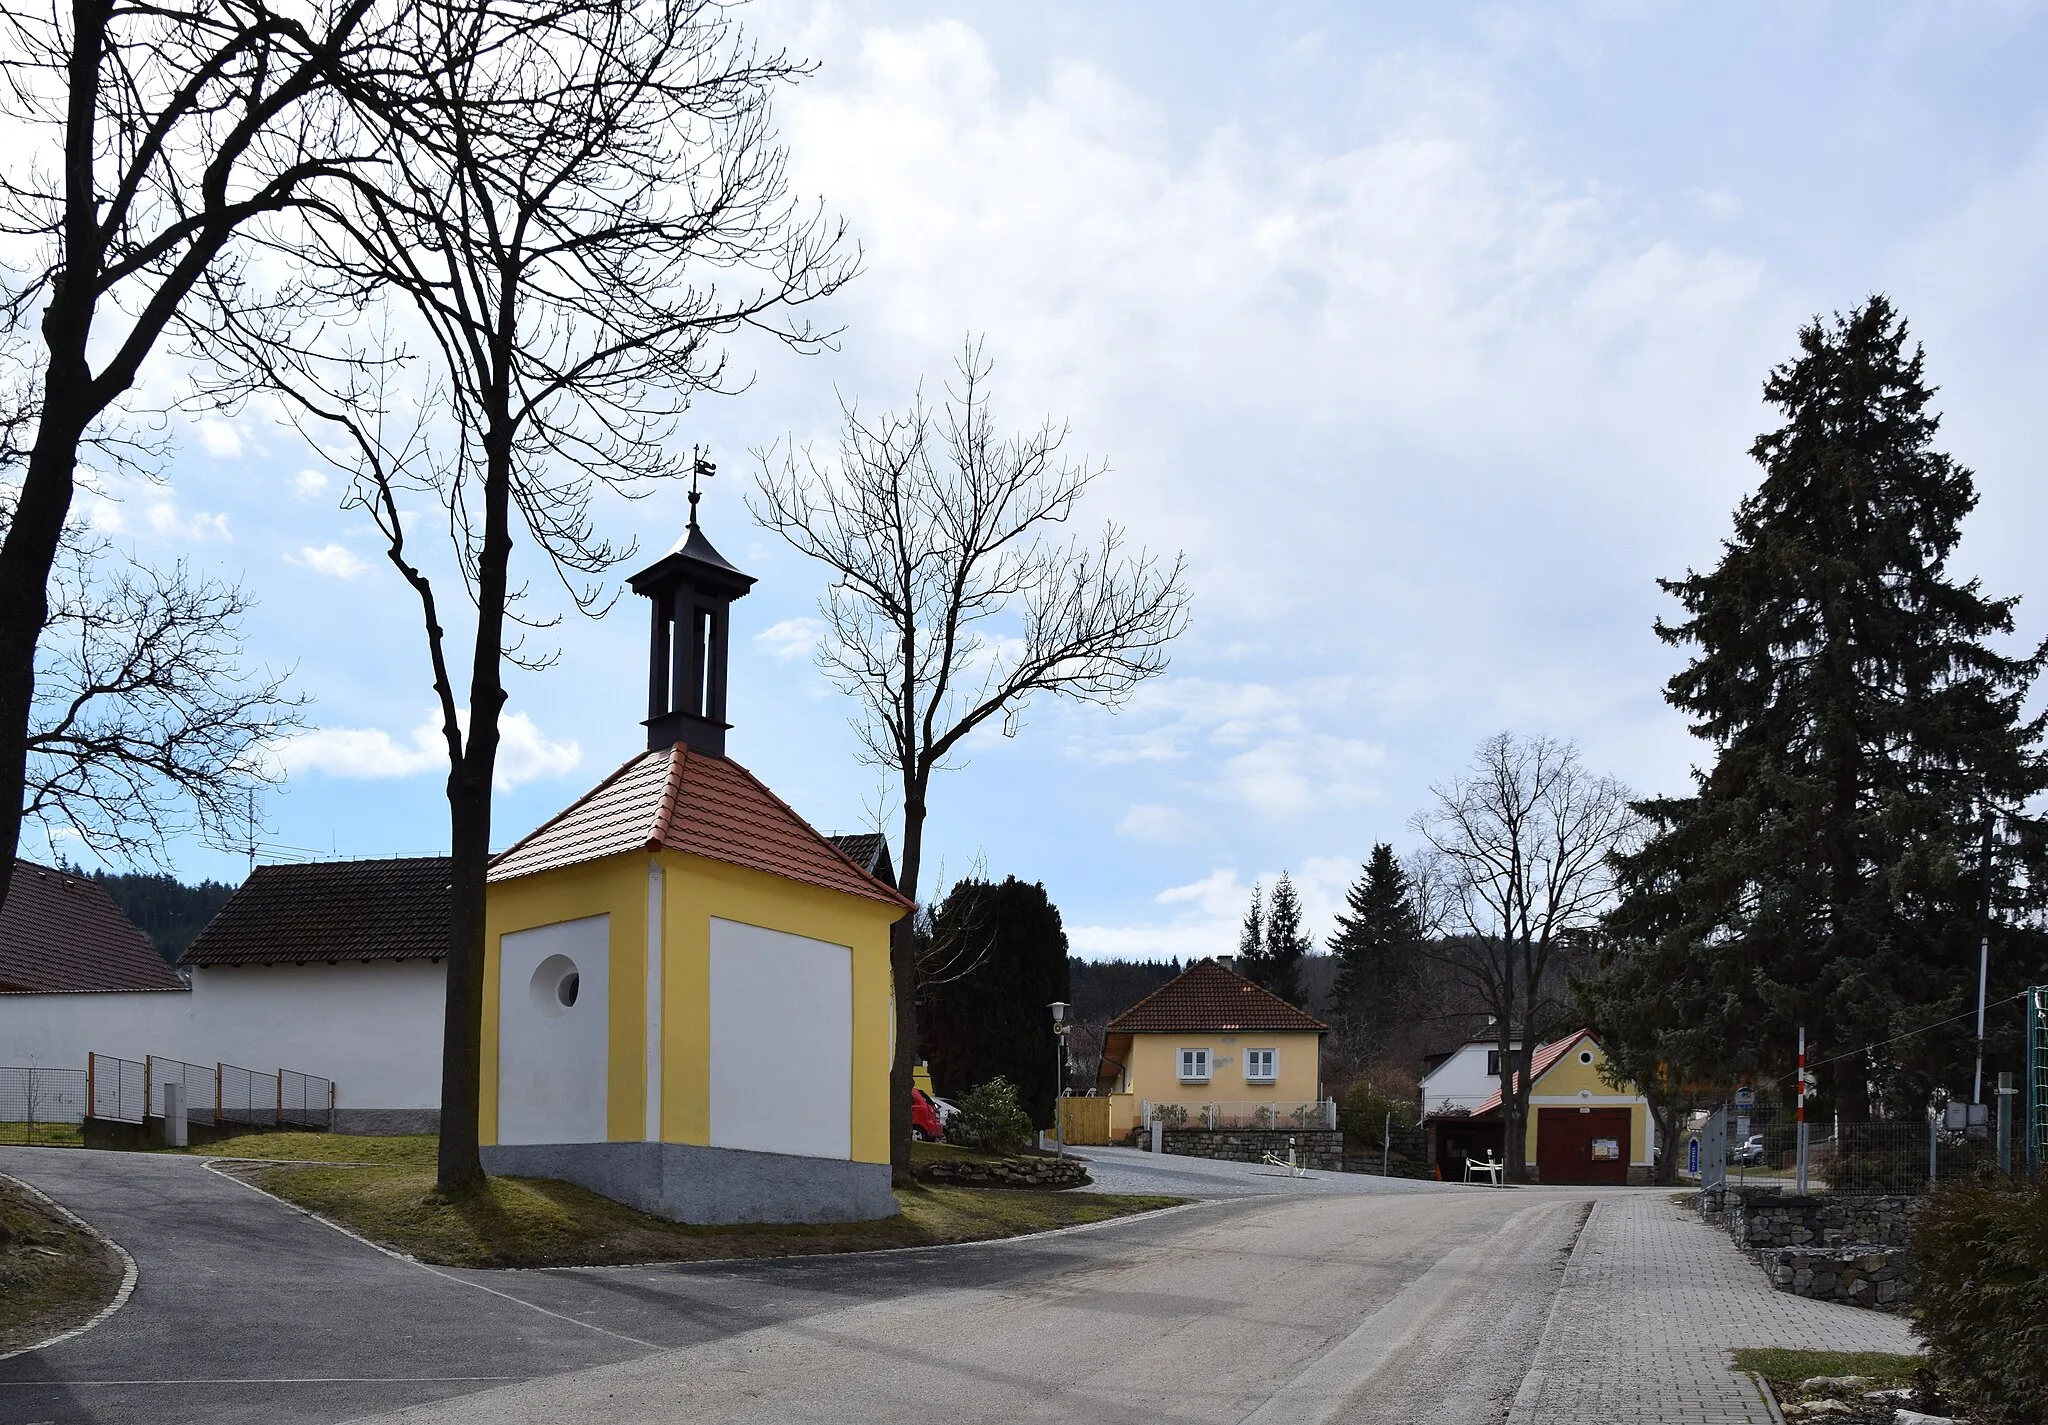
[0,859,186,993]
[1106,959,1327,1034]
[182,858,451,966]
[1469,1030,1595,1116]
[490,747,913,909]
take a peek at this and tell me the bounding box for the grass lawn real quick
[1729,1349,1922,1389]
[0,1175,124,1353]
[0,1123,84,1149]
[207,1131,1177,1268]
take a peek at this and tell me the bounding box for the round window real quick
[529,954,581,1018]
[1578,1049,1594,1065]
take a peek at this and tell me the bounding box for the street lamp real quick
[1049,1001,1071,1159]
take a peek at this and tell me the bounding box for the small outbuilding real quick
[1462,1030,1655,1185]
[479,503,913,1225]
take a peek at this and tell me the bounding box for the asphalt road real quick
[0,1146,1603,1425]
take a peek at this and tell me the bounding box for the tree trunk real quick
[436,763,490,1194]
[890,795,927,1188]
[433,408,511,1197]
[0,393,94,909]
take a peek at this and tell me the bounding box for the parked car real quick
[911,1088,945,1142]
[1734,1134,1765,1166]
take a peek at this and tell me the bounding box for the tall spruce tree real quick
[1328,844,1421,1036]
[1262,872,1311,1007]
[1606,297,2048,1117]
[1236,881,1267,980]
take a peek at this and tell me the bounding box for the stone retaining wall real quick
[1691,1186,1923,1313]
[1757,1245,1912,1311]
[918,1156,1091,1189]
[1161,1127,1345,1171]
[1727,1190,1923,1250]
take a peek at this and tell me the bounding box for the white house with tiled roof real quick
[479,503,912,1225]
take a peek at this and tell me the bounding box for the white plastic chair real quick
[1465,1152,1504,1186]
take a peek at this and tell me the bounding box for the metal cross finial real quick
[687,446,717,529]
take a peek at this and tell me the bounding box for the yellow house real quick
[1469,1029,1655,1185]
[1093,959,1327,1135]
[480,504,912,1224]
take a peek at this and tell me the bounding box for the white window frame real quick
[1178,1047,1211,1084]
[1244,1047,1278,1083]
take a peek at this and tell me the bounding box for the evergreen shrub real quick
[946,1077,1034,1155]
[1911,1175,2048,1425]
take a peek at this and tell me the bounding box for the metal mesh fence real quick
[146,1056,220,1126]
[88,1052,147,1123]
[0,1067,87,1125]
[1141,1099,1335,1131]
[2029,986,2048,1172]
[279,1069,332,1130]
[217,1062,277,1128]
[1689,1099,2010,1194]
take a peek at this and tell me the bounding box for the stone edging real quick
[0,1170,139,1363]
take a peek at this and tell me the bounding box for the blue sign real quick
[1687,1136,1701,1177]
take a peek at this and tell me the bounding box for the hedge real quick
[1910,1175,2048,1425]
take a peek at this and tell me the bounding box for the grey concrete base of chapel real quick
[480,1139,898,1224]
[334,1107,441,1135]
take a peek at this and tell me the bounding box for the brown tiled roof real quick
[181,857,451,966]
[1106,959,1327,1035]
[491,747,913,909]
[0,859,185,993]
[1469,1031,1595,1116]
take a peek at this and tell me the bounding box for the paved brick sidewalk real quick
[1507,1192,1919,1425]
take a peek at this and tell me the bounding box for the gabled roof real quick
[490,746,912,909]
[0,859,185,993]
[181,857,451,967]
[1469,1030,1596,1116]
[826,833,896,889]
[1106,959,1327,1035]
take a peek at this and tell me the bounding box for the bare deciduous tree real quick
[26,522,302,866]
[1410,732,1639,1182]
[211,0,854,1193]
[0,0,382,909]
[751,340,1191,1182]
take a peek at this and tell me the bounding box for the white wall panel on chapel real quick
[709,917,851,1160]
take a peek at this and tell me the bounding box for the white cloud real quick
[295,469,331,497]
[1070,856,1365,961]
[287,543,367,579]
[1116,803,1195,843]
[277,710,580,791]
[145,503,232,541]
[1683,186,1744,221]
[754,616,822,660]
[195,419,243,457]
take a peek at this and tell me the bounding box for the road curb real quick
[0,1169,139,1363]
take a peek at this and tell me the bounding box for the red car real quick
[912,1088,945,1142]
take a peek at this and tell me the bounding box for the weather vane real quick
[687,445,716,529]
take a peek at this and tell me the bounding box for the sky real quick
[24,0,2048,960]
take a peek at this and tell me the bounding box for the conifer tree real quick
[1328,844,1421,1036]
[1606,297,2048,1116]
[1262,872,1311,1007]
[1236,881,1267,980]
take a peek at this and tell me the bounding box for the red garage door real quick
[1537,1107,1630,1186]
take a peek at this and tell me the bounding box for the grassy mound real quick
[0,1175,124,1353]
[202,1133,1175,1269]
